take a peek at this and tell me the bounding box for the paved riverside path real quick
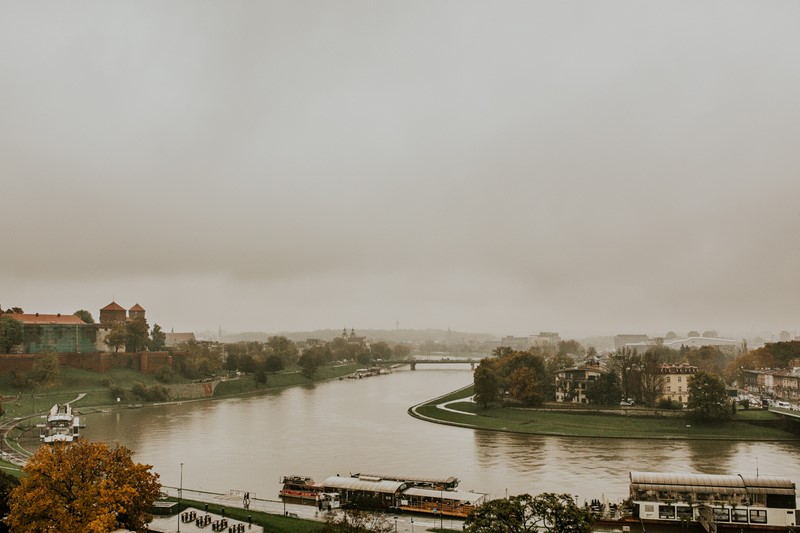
[160,487,461,532]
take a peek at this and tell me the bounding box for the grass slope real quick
[412,386,800,440]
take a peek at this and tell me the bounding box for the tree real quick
[104,322,127,353]
[126,316,150,352]
[392,343,411,359]
[465,493,592,533]
[509,367,544,405]
[73,309,95,324]
[322,508,393,533]
[149,323,166,351]
[0,470,20,533]
[687,371,731,422]
[557,340,584,357]
[298,345,330,378]
[639,348,666,406]
[7,440,161,533]
[585,372,623,406]
[474,360,501,408]
[30,352,60,388]
[369,341,392,360]
[608,347,640,403]
[264,353,284,373]
[0,315,23,353]
[266,335,299,365]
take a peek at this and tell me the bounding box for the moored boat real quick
[38,404,81,444]
[279,475,324,503]
[619,471,798,532]
[317,473,487,518]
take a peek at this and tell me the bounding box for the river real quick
[81,365,800,504]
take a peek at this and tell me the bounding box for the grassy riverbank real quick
[411,386,800,440]
[0,363,362,420]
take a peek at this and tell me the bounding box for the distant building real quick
[530,332,561,347]
[661,336,739,350]
[342,328,367,346]
[614,334,650,350]
[500,336,531,351]
[554,360,605,404]
[9,313,100,354]
[500,332,561,351]
[659,362,697,405]
[164,332,196,348]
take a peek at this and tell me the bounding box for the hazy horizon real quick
[2,2,799,338]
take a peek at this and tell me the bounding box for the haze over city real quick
[2,2,799,338]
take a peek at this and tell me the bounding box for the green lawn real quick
[412,386,800,440]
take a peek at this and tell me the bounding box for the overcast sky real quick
[2,2,799,338]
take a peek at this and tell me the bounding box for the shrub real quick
[656,398,683,410]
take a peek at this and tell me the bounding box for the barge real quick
[607,471,799,532]
[280,472,487,518]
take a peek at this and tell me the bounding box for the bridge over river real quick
[377,354,489,370]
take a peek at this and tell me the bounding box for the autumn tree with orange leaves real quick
[7,440,161,533]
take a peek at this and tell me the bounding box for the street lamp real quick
[177,463,183,533]
[440,488,444,531]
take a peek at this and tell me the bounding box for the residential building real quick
[659,362,697,405]
[555,360,605,404]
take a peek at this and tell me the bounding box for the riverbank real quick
[410,385,800,440]
[0,362,364,472]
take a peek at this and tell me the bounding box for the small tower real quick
[128,303,146,322]
[99,302,127,325]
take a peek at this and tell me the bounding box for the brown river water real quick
[79,365,800,504]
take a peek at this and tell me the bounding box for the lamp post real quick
[440,488,444,531]
[177,462,183,533]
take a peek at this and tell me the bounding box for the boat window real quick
[659,506,676,519]
[712,508,730,521]
[732,509,748,523]
[749,510,767,524]
[677,506,692,519]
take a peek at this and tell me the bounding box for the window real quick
[667,386,672,392]
[713,508,730,522]
[678,376,682,382]
[677,506,692,520]
[659,506,676,519]
[750,510,767,524]
[732,509,749,523]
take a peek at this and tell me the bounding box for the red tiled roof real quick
[129,303,145,311]
[101,301,126,311]
[10,313,86,325]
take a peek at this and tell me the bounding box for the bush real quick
[9,370,30,388]
[656,398,683,410]
[108,385,127,402]
[154,366,176,383]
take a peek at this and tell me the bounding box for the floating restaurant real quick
[628,471,797,530]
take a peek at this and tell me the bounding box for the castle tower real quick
[99,301,127,325]
[129,303,146,322]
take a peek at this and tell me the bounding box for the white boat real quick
[38,404,81,444]
[628,471,798,531]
